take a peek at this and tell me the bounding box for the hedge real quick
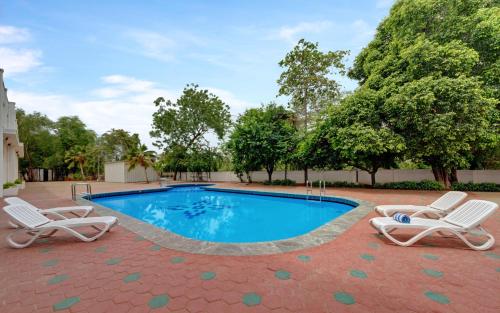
[451,182,500,192]
[263,179,296,186]
[312,180,443,190]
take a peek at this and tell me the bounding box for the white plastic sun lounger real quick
[374,191,467,218]
[3,205,118,248]
[4,197,93,219]
[370,200,498,250]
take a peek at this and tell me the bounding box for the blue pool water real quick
[92,187,355,243]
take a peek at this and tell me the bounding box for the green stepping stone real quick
[150,245,161,251]
[424,291,450,304]
[334,292,355,305]
[275,270,291,280]
[368,242,379,249]
[95,246,107,253]
[124,272,141,283]
[297,255,311,262]
[422,254,439,261]
[201,271,216,280]
[350,270,367,279]
[53,296,80,311]
[170,256,185,264]
[39,247,52,253]
[242,292,261,306]
[148,294,169,309]
[484,252,500,259]
[422,269,443,278]
[37,238,50,243]
[360,254,375,262]
[135,235,146,241]
[48,274,69,285]
[105,257,122,265]
[495,267,500,272]
[42,259,58,267]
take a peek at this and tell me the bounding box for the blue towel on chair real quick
[393,212,411,224]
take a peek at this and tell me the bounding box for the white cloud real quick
[124,30,177,62]
[376,0,394,9]
[0,47,42,74]
[272,21,332,43]
[206,87,257,117]
[351,19,375,42]
[0,25,30,44]
[10,75,254,149]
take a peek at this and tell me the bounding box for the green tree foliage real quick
[186,147,222,181]
[100,128,141,161]
[125,144,156,183]
[65,145,88,179]
[277,38,348,182]
[227,103,297,182]
[151,84,231,151]
[348,0,499,186]
[16,110,58,181]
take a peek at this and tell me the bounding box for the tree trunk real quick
[284,163,288,180]
[173,170,177,181]
[450,168,458,184]
[432,166,450,189]
[267,168,273,183]
[370,171,376,187]
[79,163,85,180]
[246,171,252,183]
[144,167,149,183]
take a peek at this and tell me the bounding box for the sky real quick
[0,0,394,149]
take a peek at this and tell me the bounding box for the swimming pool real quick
[92,186,356,243]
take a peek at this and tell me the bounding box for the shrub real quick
[14,178,22,184]
[311,181,366,188]
[310,180,443,190]
[263,179,296,186]
[451,182,500,192]
[376,180,443,191]
[3,182,16,189]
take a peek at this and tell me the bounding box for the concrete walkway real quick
[1,181,499,313]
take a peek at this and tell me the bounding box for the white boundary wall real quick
[178,169,500,184]
[104,161,158,183]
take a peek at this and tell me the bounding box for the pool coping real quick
[77,184,375,256]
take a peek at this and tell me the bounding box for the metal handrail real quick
[71,183,92,200]
[319,180,326,202]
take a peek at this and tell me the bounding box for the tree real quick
[65,146,88,179]
[100,128,140,161]
[125,144,156,183]
[16,110,58,181]
[277,38,348,182]
[385,76,496,187]
[151,84,231,151]
[227,103,296,182]
[348,0,499,187]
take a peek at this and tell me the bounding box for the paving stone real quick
[350,270,367,279]
[242,292,262,306]
[275,270,291,280]
[149,294,169,309]
[106,257,122,265]
[53,296,80,311]
[48,274,69,285]
[200,271,216,281]
[422,269,443,278]
[123,272,141,283]
[334,292,355,305]
[424,291,450,304]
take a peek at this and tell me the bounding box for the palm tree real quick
[65,146,87,179]
[126,144,156,183]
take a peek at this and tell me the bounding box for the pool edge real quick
[77,185,375,256]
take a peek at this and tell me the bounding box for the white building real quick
[0,69,24,197]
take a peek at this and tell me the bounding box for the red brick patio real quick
[1,182,499,313]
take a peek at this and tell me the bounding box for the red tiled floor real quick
[0,181,499,313]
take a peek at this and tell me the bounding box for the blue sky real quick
[1,0,393,148]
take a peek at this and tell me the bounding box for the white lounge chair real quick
[3,205,118,248]
[4,197,93,219]
[370,200,498,250]
[374,191,467,218]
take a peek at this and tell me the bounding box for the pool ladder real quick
[71,182,92,200]
[319,180,326,201]
[306,180,326,201]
